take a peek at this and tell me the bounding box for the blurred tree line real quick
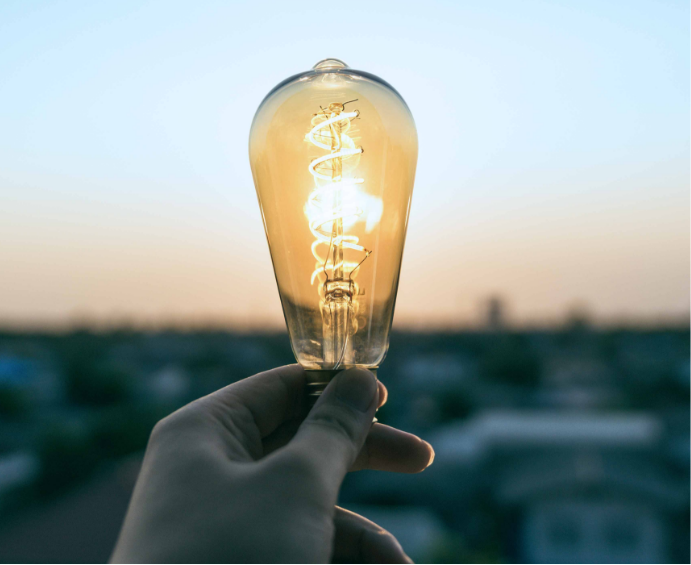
[0,324,688,506]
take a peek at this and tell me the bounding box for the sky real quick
[0,0,688,329]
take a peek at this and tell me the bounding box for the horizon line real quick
[0,312,688,334]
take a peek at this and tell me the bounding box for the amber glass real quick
[249,59,417,372]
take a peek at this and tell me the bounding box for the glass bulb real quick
[249,59,418,396]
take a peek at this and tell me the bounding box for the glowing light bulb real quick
[249,59,418,397]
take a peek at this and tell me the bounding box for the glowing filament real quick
[305,104,371,294]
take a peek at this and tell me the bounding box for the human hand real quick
[111,365,434,563]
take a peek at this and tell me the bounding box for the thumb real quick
[283,368,378,500]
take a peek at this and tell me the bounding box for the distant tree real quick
[438,390,472,421]
[92,405,166,459]
[480,335,541,387]
[66,363,131,406]
[37,425,98,496]
[0,386,30,418]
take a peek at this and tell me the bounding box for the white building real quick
[425,410,688,563]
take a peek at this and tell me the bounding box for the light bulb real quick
[249,59,418,397]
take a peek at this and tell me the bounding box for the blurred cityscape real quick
[0,302,688,563]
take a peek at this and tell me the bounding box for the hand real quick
[111,366,434,563]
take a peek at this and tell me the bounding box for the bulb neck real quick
[305,368,378,402]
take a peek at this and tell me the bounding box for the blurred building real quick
[485,296,507,332]
[0,327,688,563]
[0,452,39,513]
[428,411,687,563]
[0,354,63,407]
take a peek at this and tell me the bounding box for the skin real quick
[111,366,434,563]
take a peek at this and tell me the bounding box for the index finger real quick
[200,364,306,438]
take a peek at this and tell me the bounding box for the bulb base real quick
[305,368,378,403]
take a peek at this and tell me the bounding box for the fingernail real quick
[425,442,435,468]
[336,368,377,412]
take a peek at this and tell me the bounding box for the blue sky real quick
[0,0,688,327]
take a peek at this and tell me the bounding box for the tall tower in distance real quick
[485,295,506,331]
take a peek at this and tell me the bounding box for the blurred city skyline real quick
[1,0,688,329]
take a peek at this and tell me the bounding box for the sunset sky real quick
[1,0,688,328]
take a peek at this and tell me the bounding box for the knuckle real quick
[379,530,399,546]
[215,397,258,439]
[366,528,403,553]
[150,412,178,442]
[307,408,361,448]
[149,403,202,443]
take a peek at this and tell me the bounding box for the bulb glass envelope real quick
[249,59,417,371]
